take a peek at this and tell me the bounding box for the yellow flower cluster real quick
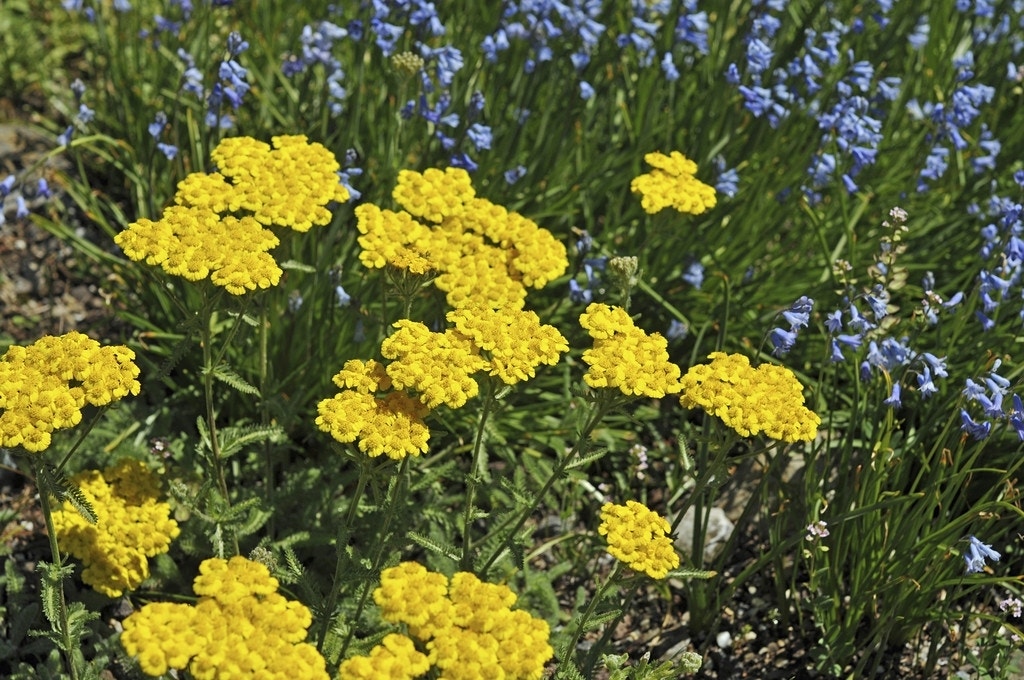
[381,320,490,409]
[447,304,568,385]
[121,556,328,679]
[319,307,567,457]
[579,303,682,398]
[356,167,568,309]
[315,360,432,459]
[0,332,140,452]
[630,151,717,215]
[338,633,431,679]
[116,135,349,295]
[52,459,178,597]
[598,501,680,579]
[679,352,821,443]
[366,561,553,680]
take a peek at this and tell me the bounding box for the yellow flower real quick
[579,303,682,398]
[372,562,552,680]
[354,203,438,273]
[121,556,328,679]
[356,168,568,309]
[115,206,282,295]
[209,134,350,232]
[315,360,431,460]
[447,304,568,385]
[374,561,454,640]
[630,151,717,215]
[53,459,179,597]
[380,320,489,409]
[678,351,821,443]
[393,167,476,223]
[338,633,431,679]
[0,332,140,452]
[598,501,680,579]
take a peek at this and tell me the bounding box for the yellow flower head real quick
[598,501,680,579]
[447,304,569,385]
[0,332,140,452]
[679,351,821,443]
[357,168,568,309]
[209,134,350,232]
[371,562,553,680]
[354,203,439,273]
[338,633,431,680]
[315,360,431,460]
[380,320,489,409]
[52,459,179,597]
[630,151,717,215]
[115,205,282,295]
[121,556,328,679]
[393,167,476,223]
[579,303,682,398]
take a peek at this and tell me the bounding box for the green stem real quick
[259,305,274,537]
[560,562,622,668]
[35,463,80,680]
[460,378,498,571]
[198,293,237,556]
[317,456,371,651]
[338,458,410,659]
[479,392,618,576]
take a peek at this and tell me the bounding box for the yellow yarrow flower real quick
[372,562,553,680]
[354,203,439,273]
[598,501,680,579]
[0,332,140,452]
[380,320,489,408]
[679,352,821,443]
[315,360,432,460]
[579,303,682,398]
[338,633,430,679]
[121,556,328,679]
[630,151,717,215]
[393,167,476,223]
[446,304,568,385]
[209,134,350,232]
[357,168,568,309]
[115,205,282,295]
[52,459,179,597]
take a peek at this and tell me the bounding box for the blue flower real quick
[964,535,1000,574]
[466,123,492,151]
[782,295,814,329]
[157,143,178,160]
[681,258,705,288]
[883,382,901,408]
[580,81,595,100]
[824,309,843,333]
[1009,394,1024,441]
[661,52,680,82]
[916,367,938,398]
[148,111,168,140]
[335,285,352,307]
[769,327,798,356]
[960,410,992,440]
[0,175,14,198]
[667,319,688,340]
[504,165,527,185]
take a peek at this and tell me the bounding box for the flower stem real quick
[460,378,498,571]
[35,462,81,680]
[317,455,370,652]
[479,392,618,576]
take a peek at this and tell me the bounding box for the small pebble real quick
[716,631,733,648]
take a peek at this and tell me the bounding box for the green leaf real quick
[211,365,259,395]
[406,531,462,562]
[37,465,95,524]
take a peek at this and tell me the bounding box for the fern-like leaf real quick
[406,531,462,561]
[210,365,259,395]
[37,464,95,524]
